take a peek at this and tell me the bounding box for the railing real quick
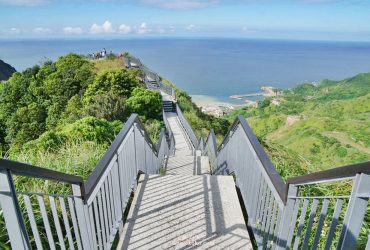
[175,104,198,149]
[129,56,176,100]
[163,111,175,156]
[209,114,370,249]
[0,113,170,250]
[284,163,370,250]
[203,129,218,172]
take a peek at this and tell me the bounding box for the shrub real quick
[125,87,162,120]
[60,117,122,143]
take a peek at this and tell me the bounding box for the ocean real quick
[1,38,370,105]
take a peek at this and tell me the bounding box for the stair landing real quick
[118,174,252,249]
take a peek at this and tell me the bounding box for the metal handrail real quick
[84,113,159,200]
[175,104,198,148]
[216,115,288,203]
[0,158,83,185]
[287,161,370,185]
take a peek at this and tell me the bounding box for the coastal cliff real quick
[0,59,16,81]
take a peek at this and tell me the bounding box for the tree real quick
[84,68,139,104]
[125,87,162,120]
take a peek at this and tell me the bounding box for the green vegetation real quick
[0,54,162,178]
[227,73,370,177]
[227,73,370,249]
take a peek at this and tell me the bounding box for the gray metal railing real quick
[163,111,175,156]
[175,104,198,149]
[0,113,170,250]
[209,115,370,249]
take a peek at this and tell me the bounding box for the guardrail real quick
[208,114,370,249]
[0,113,170,249]
[175,104,198,149]
[163,111,175,156]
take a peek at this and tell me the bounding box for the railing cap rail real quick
[84,113,158,200]
[287,161,370,185]
[219,115,288,203]
[0,158,83,185]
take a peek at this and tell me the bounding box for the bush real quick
[60,117,122,143]
[84,92,127,121]
[125,87,162,120]
[84,69,139,104]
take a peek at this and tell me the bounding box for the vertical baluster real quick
[286,199,301,249]
[0,169,30,249]
[312,198,329,249]
[101,182,110,246]
[97,191,107,249]
[37,195,56,250]
[292,198,309,250]
[275,185,298,250]
[267,201,278,248]
[337,173,370,250]
[88,205,98,249]
[23,194,43,250]
[301,198,319,250]
[261,190,273,243]
[49,196,66,250]
[71,184,92,250]
[59,197,75,250]
[67,197,82,250]
[93,199,103,250]
[112,162,123,229]
[324,199,343,250]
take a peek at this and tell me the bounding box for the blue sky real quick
[0,0,370,41]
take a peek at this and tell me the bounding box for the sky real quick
[0,0,370,41]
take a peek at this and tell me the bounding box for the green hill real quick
[227,73,370,176]
[0,59,16,81]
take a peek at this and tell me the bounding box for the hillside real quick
[0,60,16,81]
[227,73,370,177]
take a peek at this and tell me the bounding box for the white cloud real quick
[119,24,132,34]
[186,24,196,30]
[138,0,218,10]
[9,28,21,34]
[33,27,52,34]
[63,26,83,34]
[90,20,114,34]
[137,22,150,34]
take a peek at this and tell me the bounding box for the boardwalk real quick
[118,175,252,249]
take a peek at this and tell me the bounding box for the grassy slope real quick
[227,73,370,176]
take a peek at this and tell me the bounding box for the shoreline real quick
[191,86,282,116]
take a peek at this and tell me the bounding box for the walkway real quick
[165,112,195,175]
[117,91,252,249]
[118,175,252,249]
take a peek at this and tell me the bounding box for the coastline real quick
[191,86,281,116]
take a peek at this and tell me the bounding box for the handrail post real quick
[337,173,370,249]
[0,169,31,250]
[72,184,93,250]
[275,184,297,250]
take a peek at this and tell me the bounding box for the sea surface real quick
[1,38,370,105]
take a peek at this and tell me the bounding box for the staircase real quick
[163,100,175,112]
[1,56,369,250]
[116,92,252,249]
